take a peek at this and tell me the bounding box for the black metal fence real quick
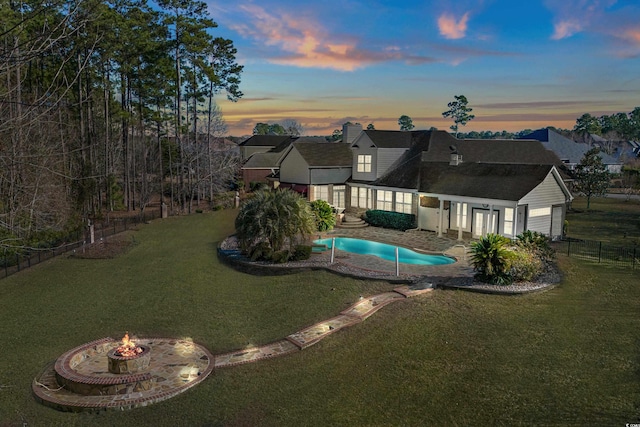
[554,238,639,270]
[1,209,162,280]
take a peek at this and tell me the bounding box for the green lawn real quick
[1,207,639,426]
[567,196,640,246]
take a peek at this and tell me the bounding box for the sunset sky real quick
[206,0,640,137]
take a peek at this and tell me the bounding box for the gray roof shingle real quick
[293,142,352,167]
[239,135,294,147]
[418,163,555,201]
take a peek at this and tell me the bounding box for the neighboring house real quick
[520,128,622,174]
[278,141,352,208]
[240,136,342,192]
[613,140,640,163]
[345,129,572,240]
[238,135,293,162]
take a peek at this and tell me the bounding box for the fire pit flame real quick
[114,332,143,358]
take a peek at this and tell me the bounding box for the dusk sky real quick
[206,0,640,137]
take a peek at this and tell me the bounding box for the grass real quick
[567,196,640,246]
[1,206,639,426]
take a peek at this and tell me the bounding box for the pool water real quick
[313,237,455,265]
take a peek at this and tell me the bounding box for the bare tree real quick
[281,118,304,136]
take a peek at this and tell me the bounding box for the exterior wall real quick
[279,149,310,184]
[242,169,273,189]
[310,168,352,185]
[376,148,409,178]
[518,172,568,235]
[351,145,377,182]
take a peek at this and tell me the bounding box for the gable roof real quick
[423,139,561,166]
[242,152,284,169]
[372,131,568,199]
[238,135,294,147]
[292,142,352,167]
[418,163,560,201]
[357,130,415,149]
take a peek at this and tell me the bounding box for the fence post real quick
[598,242,602,263]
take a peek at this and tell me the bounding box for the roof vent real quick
[449,145,462,166]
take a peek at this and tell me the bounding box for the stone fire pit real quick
[33,335,214,412]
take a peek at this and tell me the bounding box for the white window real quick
[350,187,371,209]
[504,207,514,235]
[357,154,372,173]
[377,190,393,211]
[395,192,412,214]
[313,185,329,202]
[529,207,551,218]
[333,185,345,208]
[456,202,468,229]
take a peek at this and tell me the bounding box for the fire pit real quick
[107,333,151,374]
[33,334,214,412]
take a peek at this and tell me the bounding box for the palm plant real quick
[235,189,315,257]
[470,233,515,285]
[309,200,336,231]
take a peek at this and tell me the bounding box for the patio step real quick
[336,216,368,229]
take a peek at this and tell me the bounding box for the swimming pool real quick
[313,237,455,265]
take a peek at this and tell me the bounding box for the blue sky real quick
[206,0,640,136]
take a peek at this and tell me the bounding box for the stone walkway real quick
[211,283,434,367]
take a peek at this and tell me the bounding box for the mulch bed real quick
[70,237,136,259]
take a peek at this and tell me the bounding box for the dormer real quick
[449,145,463,166]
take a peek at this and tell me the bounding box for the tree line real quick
[1,0,242,249]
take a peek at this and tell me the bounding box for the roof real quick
[242,152,283,169]
[359,130,415,149]
[293,142,352,167]
[417,163,557,201]
[438,139,561,165]
[373,130,566,197]
[519,128,621,165]
[238,135,294,147]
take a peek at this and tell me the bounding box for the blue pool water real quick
[313,237,455,265]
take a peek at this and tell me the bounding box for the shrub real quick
[248,241,272,261]
[364,210,416,231]
[509,249,543,282]
[271,250,291,264]
[291,245,312,261]
[249,181,268,192]
[470,234,515,285]
[516,230,554,261]
[309,200,336,231]
[235,189,315,256]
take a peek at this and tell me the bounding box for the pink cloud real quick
[551,20,583,40]
[230,5,435,71]
[437,12,470,40]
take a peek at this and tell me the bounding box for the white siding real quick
[519,172,567,235]
[310,168,352,184]
[280,148,310,184]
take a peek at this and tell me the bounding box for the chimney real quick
[342,123,363,144]
[449,145,462,166]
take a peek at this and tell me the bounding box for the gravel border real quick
[218,236,561,294]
